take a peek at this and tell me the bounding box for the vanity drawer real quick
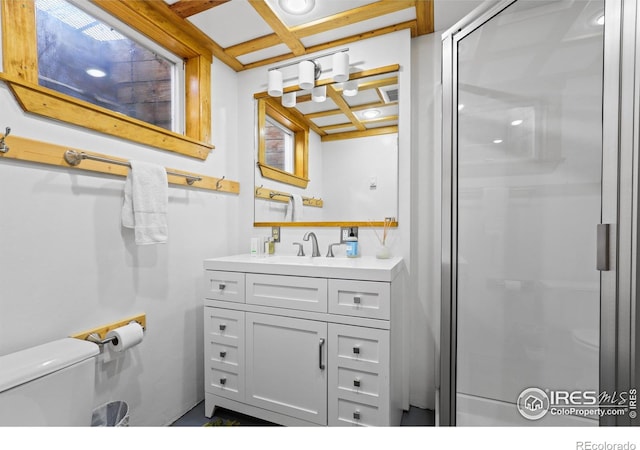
[206,341,241,368]
[204,270,245,303]
[246,273,328,313]
[331,324,389,367]
[331,398,383,427]
[328,280,390,320]
[206,367,243,402]
[204,308,244,344]
[336,366,382,401]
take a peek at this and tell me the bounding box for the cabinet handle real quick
[353,346,360,355]
[319,338,325,370]
[219,283,226,290]
[219,324,226,331]
[353,379,361,388]
[353,296,361,304]
[219,377,227,386]
[219,351,227,358]
[353,411,361,420]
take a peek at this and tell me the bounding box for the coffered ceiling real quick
[161,0,483,71]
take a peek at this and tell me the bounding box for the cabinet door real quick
[245,312,327,425]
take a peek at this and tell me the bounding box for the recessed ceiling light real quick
[458,104,464,111]
[86,68,106,78]
[493,139,503,144]
[511,119,523,126]
[363,109,381,119]
[595,14,605,26]
[278,0,315,15]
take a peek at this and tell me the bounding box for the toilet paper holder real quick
[71,314,146,345]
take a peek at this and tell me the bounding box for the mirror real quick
[254,65,399,227]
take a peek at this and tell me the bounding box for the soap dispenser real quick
[346,228,359,258]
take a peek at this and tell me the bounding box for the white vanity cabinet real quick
[203,255,406,427]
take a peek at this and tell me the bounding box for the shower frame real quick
[439,0,639,426]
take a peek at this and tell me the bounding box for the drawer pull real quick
[219,283,226,290]
[219,377,227,386]
[353,346,360,355]
[319,338,326,370]
[353,296,361,304]
[219,351,227,358]
[219,324,226,331]
[353,379,361,388]
[353,411,361,420]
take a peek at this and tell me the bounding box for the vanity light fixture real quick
[266,48,349,98]
[282,91,296,107]
[510,119,523,126]
[332,51,349,82]
[493,139,503,144]
[343,80,358,97]
[312,85,326,102]
[298,60,317,90]
[268,69,284,97]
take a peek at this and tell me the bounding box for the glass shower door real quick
[455,0,604,425]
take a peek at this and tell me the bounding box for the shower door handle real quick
[597,224,610,271]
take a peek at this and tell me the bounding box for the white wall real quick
[321,134,398,222]
[411,33,442,409]
[0,10,240,423]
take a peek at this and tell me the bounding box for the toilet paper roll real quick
[106,322,144,353]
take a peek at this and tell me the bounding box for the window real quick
[1,0,212,159]
[257,97,309,188]
[264,116,294,173]
[35,0,183,133]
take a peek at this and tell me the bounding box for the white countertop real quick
[203,254,405,282]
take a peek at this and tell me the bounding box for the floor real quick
[171,401,435,426]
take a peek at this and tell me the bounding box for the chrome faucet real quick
[303,232,321,257]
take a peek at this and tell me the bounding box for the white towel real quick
[284,194,303,222]
[122,160,168,245]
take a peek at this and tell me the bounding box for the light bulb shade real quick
[298,60,316,90]
[312,85,326,102]
[332,51,349,82]
[282,91,296,107]
[343,80,358,97]
[268,70,283,97]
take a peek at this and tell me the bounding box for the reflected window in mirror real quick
[265,117,294,173]
[257,98,310,188]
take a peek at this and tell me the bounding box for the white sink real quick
[203,254,404,282]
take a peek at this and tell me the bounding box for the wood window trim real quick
[0,0,213,160]
[257,97,309,188]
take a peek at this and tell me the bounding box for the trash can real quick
[91,401,129,427]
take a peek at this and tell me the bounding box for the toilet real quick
[0,338,99,426]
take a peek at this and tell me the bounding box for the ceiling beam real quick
[169,0,230,19]
[240,21,413,71]
[248,0,307,56]
[290,0,415,38]
[415,0,434,35]
[321,125,398,142]
[326,85,366,132]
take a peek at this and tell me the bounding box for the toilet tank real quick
[0,338,99,426]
